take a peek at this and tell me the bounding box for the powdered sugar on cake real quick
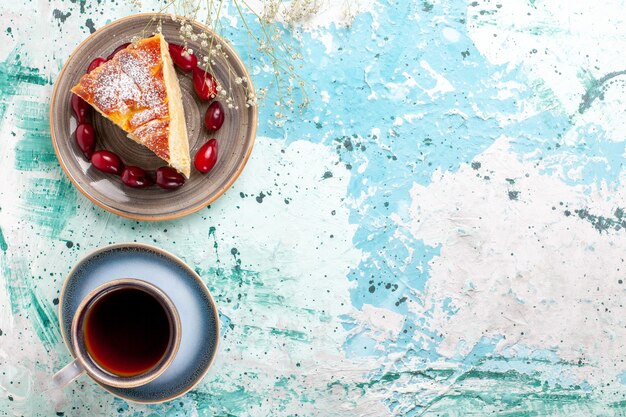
[116,49,167,115]
[71,36,172,160]
[81,42,168,129]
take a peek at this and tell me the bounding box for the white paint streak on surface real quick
[384,72,419,101]
[350,304,405,346]
[467,0,626,137]
[419,60,454,98]
[442,27,460,43]
[398,137,626,383]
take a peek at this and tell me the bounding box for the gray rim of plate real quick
[50,13,258,221]
[58,242,220,403]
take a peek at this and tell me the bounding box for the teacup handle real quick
[53,359,86,388]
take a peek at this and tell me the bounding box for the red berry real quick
[193,67,218,101]
[156,167,185,190]
[168,44,197,72]
[75,123,96,160]
[91,150,124,175]
[121,166,153,188]
[106,42,131,61]
[87,57,106,73]
[204,101,225,132]
[194,139,218,174]
[71,94,91,124]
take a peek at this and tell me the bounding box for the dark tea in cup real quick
[53,278,180,389]
[83,287,172,377]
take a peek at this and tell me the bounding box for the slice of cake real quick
[72,34,190,177]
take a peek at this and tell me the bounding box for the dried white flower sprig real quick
[131,0,315,116]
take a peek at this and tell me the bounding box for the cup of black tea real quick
[53,279,181,388]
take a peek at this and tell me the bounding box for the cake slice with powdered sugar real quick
[71,34,191,178]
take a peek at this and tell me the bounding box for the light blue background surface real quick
[0,0,626,415]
